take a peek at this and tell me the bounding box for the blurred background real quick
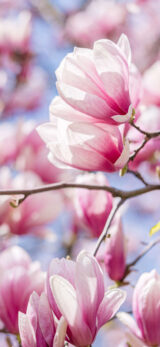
[0,0,160,345]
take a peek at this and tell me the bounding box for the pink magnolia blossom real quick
[0,11,32,53]
[16,127,63,184]
[118,270,160,346]
[0,120,35,166]
[124,2,160,72]
[55,34,139,124]
[73,173,113,237]
[104,217,126,281]
[3,67,47,115]
[0,168,63,236]
[64,0,126,48]
[48,250,126,347]
[37,116,130,172]
[19,291,67,347]
[0,119,62,183]
[142,61,160,106]
[0,246,45,333]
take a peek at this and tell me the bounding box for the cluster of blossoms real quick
[38,34,136,172]
[1,246,160,347]
[0,245,126,346]
[38,32,160,175]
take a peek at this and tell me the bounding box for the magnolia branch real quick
[130,120,160,138]
[129,136,150,162]
[30,0,64,23]
[121,237,160,283]
[125,120,160,184]
[0,182,160,203]
[127,169,149,186]
[93,198,124,256]
[128,237,160,268]
[129,120,160,162]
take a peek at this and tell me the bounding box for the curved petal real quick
[47,258,75,319]
[56,82,115,119]
[49,96,93,123]
[49,141,115,172]
[97,289,126,329]
[94,39,131,113]
[114,139,130,169]
[53,316,67,347]
[111,104,132,123]
[117,312,142,339]
[50,275,78,327]
[38,293,55,346]
[75,251,104,334]
[56,53,105,98]
[117,34,131,66]
[37,123,57,145]
[50,275,92,347]
[18,312,36,347]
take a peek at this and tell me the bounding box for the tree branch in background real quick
[129,136,150,162]
[130,120,160,138]
[127,168,149,186]
[30,0,64,24]
[93,198,124,256]
[121,237,160,283]
[129,120,160,162]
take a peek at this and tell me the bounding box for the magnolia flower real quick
[0,246,45,333]
[0,119,62,183]
[124,1,160,72]
[0,169,63,236]
[4,67,47,115]
[16,127,63,184]
[73,173,113,237]
[104,218,126,281]
[19,292,67,347]
[37,117,130,172]
[55,34,139,124]
[64,0,126,47]
[0,11,31,53]
[118,270,160,346]
[48,250,126,347]
[0,119,35,166]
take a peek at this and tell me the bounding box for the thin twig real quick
[127,169,149,186]
[6,336,12,347]
[129,136,149,162]
[122,237,160,281]
[130,121,160,138]
[128,120,160,163]
[93,198,124,256]
[30,0,64,24]
[129,237,160,268]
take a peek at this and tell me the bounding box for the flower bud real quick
[104,218,126,281]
